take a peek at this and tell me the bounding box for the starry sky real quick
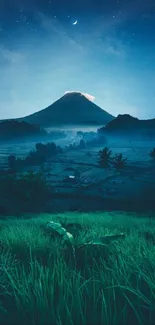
[0,0,155,120]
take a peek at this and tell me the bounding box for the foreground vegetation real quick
[0,211,155,325]
[0,172,52,215]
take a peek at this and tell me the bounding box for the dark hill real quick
[98,114,155,137]
[0,120,47,141]
[20,92,114,127]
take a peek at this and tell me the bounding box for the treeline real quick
[8,142,63,170]
[98,147,127,170]
[0,119,67,141]
[76,131,107,147]
[98,146,155,170]
[0,120,47,140]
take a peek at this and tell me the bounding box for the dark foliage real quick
[98,147,113,168]
[48,130,67,140]
[66,140,86,151]
[77,131,107,147]
[76,131,83,138]
[9,141,63,169]
[79,139,86,149]
[86,151,92,157]
[0,119,47,140]
[97,126,106,134]
[8,155,16,169]
[112,153,127,170]
[0,171,52,215]
[149,148,155,160]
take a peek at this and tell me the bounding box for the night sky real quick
[0,0,155,119]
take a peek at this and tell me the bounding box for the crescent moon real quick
[73,20,78,25]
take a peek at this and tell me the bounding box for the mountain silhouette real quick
[99,114,155,136]
[0,120,47,141]
[21,92,114,127]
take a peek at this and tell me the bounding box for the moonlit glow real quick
[73,20,78,25]
[0,1,154,119]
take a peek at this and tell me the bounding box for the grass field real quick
[0,211,155,325]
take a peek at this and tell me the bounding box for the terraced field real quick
[0,138,155,170]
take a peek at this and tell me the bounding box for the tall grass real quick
[0,212,155,325]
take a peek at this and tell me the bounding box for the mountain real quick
[20,92,114,127]
[99,114,155,136]
[0,120,47,141]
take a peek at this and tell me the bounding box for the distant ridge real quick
[0,119,47,141]
[20,92,114,127]
[98,114,155,136]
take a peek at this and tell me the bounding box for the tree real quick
[112,153,127,170]
[86,151,92,157]
[8,155,16,170]
[77,131,83,138]
[98,147,113,168]
[79,139,86,149]
[24,141,63,166]
[149,148,155,160]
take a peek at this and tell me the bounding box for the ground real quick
[0,211,155,325]
[1,134,155,324]
[1,136,155,210]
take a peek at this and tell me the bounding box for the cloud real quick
[64,91,95,102]
[0,46,25,64]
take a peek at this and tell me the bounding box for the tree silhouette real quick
[79,139,86,149]
[112,153,127,170]
[149,148,155,160]
[8,155,16,170]
[98,147,112,168]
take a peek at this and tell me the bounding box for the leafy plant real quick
[0,213,155,325]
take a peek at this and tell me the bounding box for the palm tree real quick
[98,147,113,168]
[112,153,127,170]
[149,148,155,160]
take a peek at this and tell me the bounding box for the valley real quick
[1,134,155,212]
